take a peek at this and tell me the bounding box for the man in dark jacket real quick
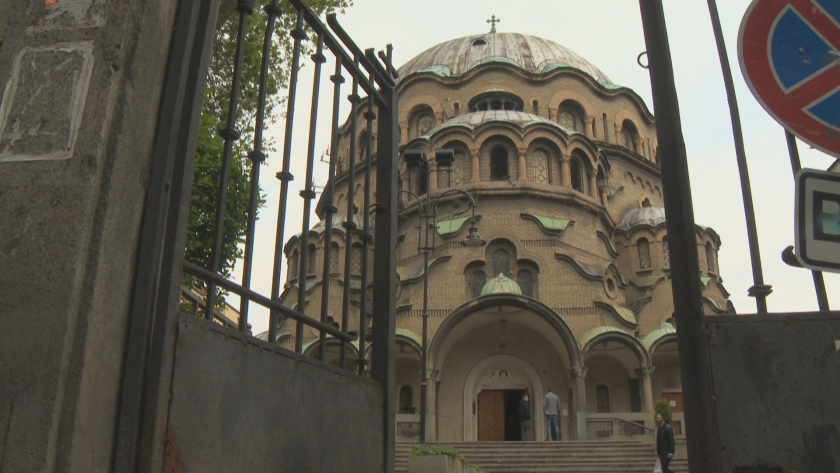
[518,393,533,441]
[656,413,675,473]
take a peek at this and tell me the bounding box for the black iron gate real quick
[114,0,399,471]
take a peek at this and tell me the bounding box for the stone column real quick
[400,121,409,143]
[471,149,481,182]
[598,184,608,206]
[401,171,410,201]
[569,366,588,440]
[518,149,528,181]
[636,367,656,413]
[560,155,572,187]
[429,162,437,191]
[584,115,595,139]
[634,137,644,156]
[587,168,597,198]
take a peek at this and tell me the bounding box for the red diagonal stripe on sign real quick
[790,0,840,49]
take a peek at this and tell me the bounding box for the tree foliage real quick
[184,0,350,304]
[655,398,673,425]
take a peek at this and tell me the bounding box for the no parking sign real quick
[739,0,840,158]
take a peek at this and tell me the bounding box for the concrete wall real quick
[0,0,177,471]
[166,315,384,473]
[709,312,840,472]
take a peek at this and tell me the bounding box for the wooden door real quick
[478,391,505,441]
[662,391,684,413]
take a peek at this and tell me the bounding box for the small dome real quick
[480,273,522,296]
[619,206,666,229]
[398,32,615,87]
[643,322,677,350]
[426,110,576,137]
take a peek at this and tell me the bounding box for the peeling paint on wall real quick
[0,42,94,162]
[26,0,107,31]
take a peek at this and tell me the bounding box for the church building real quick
[274,26,734,443]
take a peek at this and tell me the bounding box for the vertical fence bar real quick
[239,0,281,331]
[319,60,344,360]
[268,9,305,344]
[371,44,398,473]
[706,0,771,314]
[340,61,360,368]
[295,37,326,353]
[357,78,375,375]
[785,131,831,311]
[205,0,256,317]
[639,1,721,470]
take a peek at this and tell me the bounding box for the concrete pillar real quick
[401,171,410,202]
[400,122,409,143]
[584,115,595,139]
[636,367,656,413]
[429,163,437,191]
[587,168,597,198]
[0,0,184,472]
[569,366,588,440]
[471,150,481,182]
[518,149,528,181]
[560,155,572,188]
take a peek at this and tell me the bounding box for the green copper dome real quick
[480,273,522,296]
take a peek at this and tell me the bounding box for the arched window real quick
[597,385,611,413]
[410,107,435,139]
[559,111,576,132]
[706,242,716,273]
[418,115,434,136]
[533,150,550,184]
[493,249,510,277]
[399,386,413,413]
[307,244,317,274]
[416,169,428,195]
[490,147,509,181]
[358,130,369,161]
[570,158,584,193]
[330,242,340,274]
[452,151,465,185]
[289,250,299,280]
[622,128,634,149]
[517,270,533,298]
[351,244,362,275]
[662,237,670,268]
[637,238,651,270]
[470,271,486,298]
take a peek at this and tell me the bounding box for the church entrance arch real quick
[464,355,545,441]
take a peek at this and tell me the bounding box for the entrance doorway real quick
[477,389,527,441]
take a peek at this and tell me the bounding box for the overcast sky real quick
[231,0,839,335]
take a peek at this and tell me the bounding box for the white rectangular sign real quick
[795,168,840,273]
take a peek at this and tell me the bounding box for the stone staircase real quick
[396,441,689,473]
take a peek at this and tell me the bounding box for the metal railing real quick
[586,417,654,439]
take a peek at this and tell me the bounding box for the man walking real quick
[543,388,561,441]
[656,413,675,473]
[518,393,533,441]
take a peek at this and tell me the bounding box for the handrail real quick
[588,416,655,433]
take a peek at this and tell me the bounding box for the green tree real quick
[184,0,350,306]
[655,398,673,425]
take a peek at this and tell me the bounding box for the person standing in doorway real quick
[543,388,561,441]
[518,393,533,441]
[656,413,675,472]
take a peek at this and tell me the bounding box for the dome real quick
[480,273,522,296]
[398,32,615,87]
[618,206,667,229]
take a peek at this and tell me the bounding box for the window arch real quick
[307,244,317,274]
[705,242,716,273]
[452,151,465,185]
[330,242,340,274]
[637,238,651,270]
[399,386,413,413]
[490,147,509,181]
[469,91,524,112]
[533,149,550,184]
[621,119,639,152]
[416,169,428,195]
[493,249,510,277]
[662,237,670,268]
[470,271,486,298]
[596,385,611,413]
[517,270,533,298]
[570,158,584,193]
[409,106,435,139]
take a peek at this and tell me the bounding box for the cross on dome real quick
[487,14,500,33]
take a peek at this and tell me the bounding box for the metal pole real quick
[419,164,431,443]
[639,1,721,470]
[706,0,772,313]
[785,131,831,311]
